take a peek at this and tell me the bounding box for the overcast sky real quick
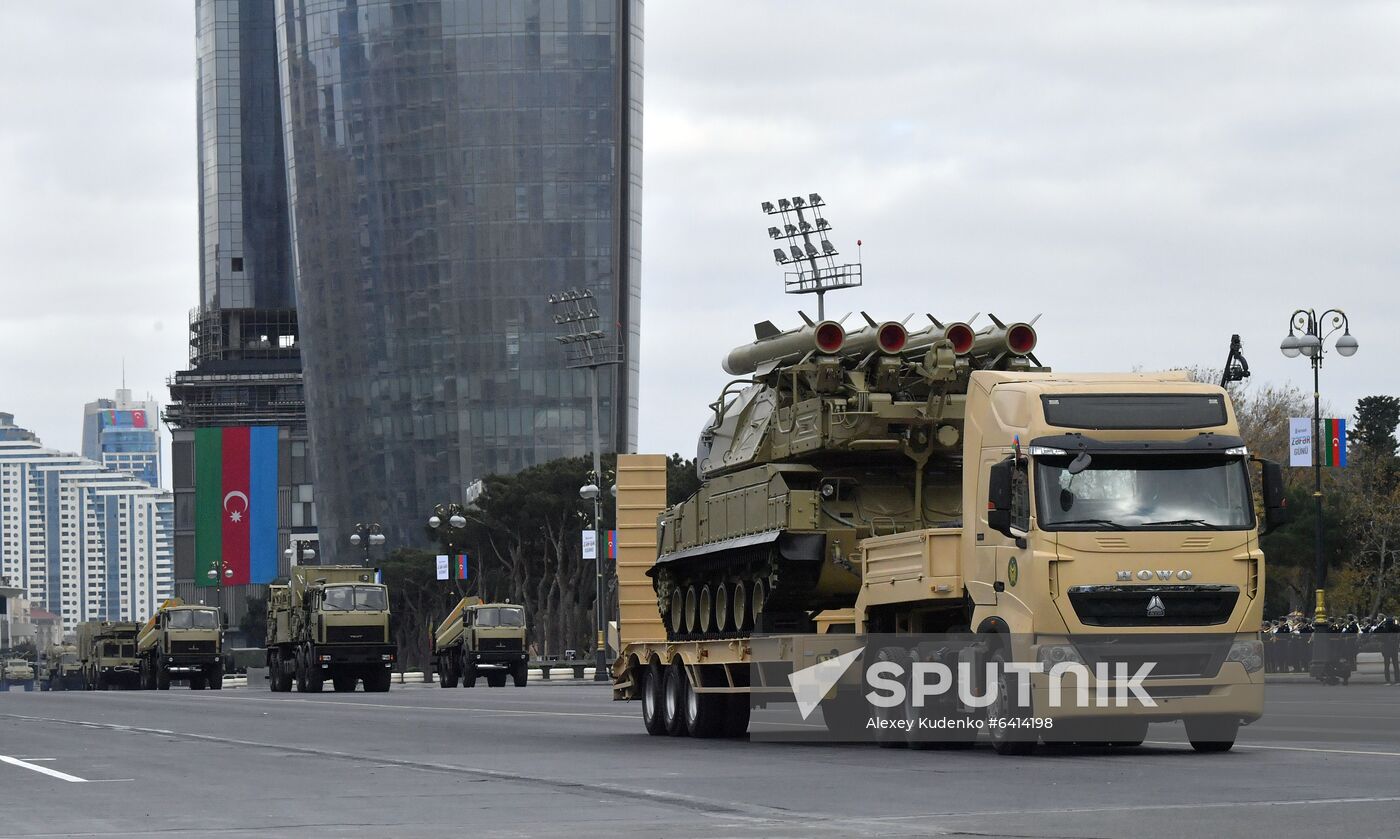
[2,1,1397,473]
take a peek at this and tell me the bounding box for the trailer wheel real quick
[641,661,667,735]
[683,665,726,738]
[662,661,689,737]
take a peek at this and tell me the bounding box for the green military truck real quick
[1,657,37,691]
[137,599,225,690]
[76,620,141,690]
[39,644,83,691]
[267,566,396,693]
[432,597,529,688]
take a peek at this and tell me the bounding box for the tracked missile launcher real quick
[652,311,1043,640]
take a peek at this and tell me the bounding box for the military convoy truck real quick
[613,312,1287,754]
[1,657,36,691]
[432,597,528,688]
[137,599,224,690]
[39,644,83,691]
[76,620,141,690]
[266,566,396,692]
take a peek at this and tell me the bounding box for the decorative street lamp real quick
[1280,308,1358,622]
[283,540,317,569]
[350,522,386,565]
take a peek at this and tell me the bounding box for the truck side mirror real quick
[1259,458,1291,535]
[987,458,1014,538]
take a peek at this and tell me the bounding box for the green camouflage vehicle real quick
[267,566,397,693]
[39,644,83,691]
[1,657,37,691]
[76,620,141,690]
[137,599,225,690]
[432,597,528,688]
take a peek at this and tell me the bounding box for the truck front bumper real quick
[163,655,220,673]
[314,644,397,668]
[1029,665,1264,724]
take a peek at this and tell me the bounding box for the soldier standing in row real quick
[1374,615,1400,685]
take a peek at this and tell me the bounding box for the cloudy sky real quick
[2,1,1398,471]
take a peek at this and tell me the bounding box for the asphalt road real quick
[2,678,1399,838]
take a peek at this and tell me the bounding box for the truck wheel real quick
[305,663,324,693]
[156,665,170,691]
[25,681,35,692]
[1186,716,1238,753]
[662,661,689,737]
[463,664,478,688]
[684,665,726,738]
[987,647,1034,756]
[97,673,108,691]
[447,655,462,687]
[487,671,507,688]
[641,661,667,735]
[512,659,528,687]
[208,665,224,690]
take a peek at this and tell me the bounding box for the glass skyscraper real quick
[275,0,643,552]
[82,388,162,488]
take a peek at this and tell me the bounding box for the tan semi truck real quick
[266,566,396,693]
[432,597,528,688]
[612,321,1285,755]
[39,644,84,691]
[137,599,224,690]
[76,620,141,690]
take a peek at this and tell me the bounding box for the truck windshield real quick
[168,609,219,629]
[1036,454,1253,530]
[354,586,388,611]
[476,607,524,627]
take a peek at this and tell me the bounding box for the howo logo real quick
[1116,569,1193,581]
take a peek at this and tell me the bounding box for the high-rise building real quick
[0,422,174,633]
[0,412,37,443]
[167,0,317,618]
[82,388,162,488]
[275,0,644,553]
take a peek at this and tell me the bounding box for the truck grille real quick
[479,637,523,652]
[326,625,384,644]
[1067,585,1239,627]
[1070,635,1232,680]
[170,640,216,655]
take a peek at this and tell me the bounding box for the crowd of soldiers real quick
[1263,613,1400,685]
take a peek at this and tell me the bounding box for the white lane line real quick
[858,794,1400,824]
[1144,740,1400,758]
[0,754,88,783]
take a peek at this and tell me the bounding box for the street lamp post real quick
[283,539,317,570]
[1280,308,1359,621]
[549,288,623,683]
[350,522,386,565]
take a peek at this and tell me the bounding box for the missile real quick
[841,312,908,358]
[970,314,1038,358]
[903,314,977,356]
[723,318,845,375]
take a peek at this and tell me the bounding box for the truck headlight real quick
[319,655,332,662]
[1036,644,1084,666]
[380,654,394,661]
[1228,639,1264,673]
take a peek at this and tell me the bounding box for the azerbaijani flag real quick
[195,426,279,586]
[1323,418,1347,467]
[456,554,469,580]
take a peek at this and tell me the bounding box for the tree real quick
[666,453,702,505]
[1351,395,1400,461]
[380,548,459,671]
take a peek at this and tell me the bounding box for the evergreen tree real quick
[1351,395,1400,460]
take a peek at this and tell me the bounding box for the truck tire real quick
[641,661,667,736]
[1186,716,1238,753]
[208,664,224,690]
[486,671,507,688]
[304,663,324,693]
[437,660,450,688]
[295,653,308,692]
[511,659,528,687]
[463,663,478,688]
[987,647,1034,756]
[274,655,293,692]
[662,661,689,737]
[157,661,171,691]
[97,672,108,691]
[25,681,35,692]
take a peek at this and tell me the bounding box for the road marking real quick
[1235,742,1400,758]
[0,754,88,783]
[858,793,1400,824]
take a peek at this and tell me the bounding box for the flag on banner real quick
[606,530,617,560]
[456,554,469,580]
[436,555,450,580]
[1323,418,1347,467]
[195,426,279,586]
[1289,418,1312,468]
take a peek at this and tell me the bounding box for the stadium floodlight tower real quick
[549,287,623,682]
[762,193,862,320]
